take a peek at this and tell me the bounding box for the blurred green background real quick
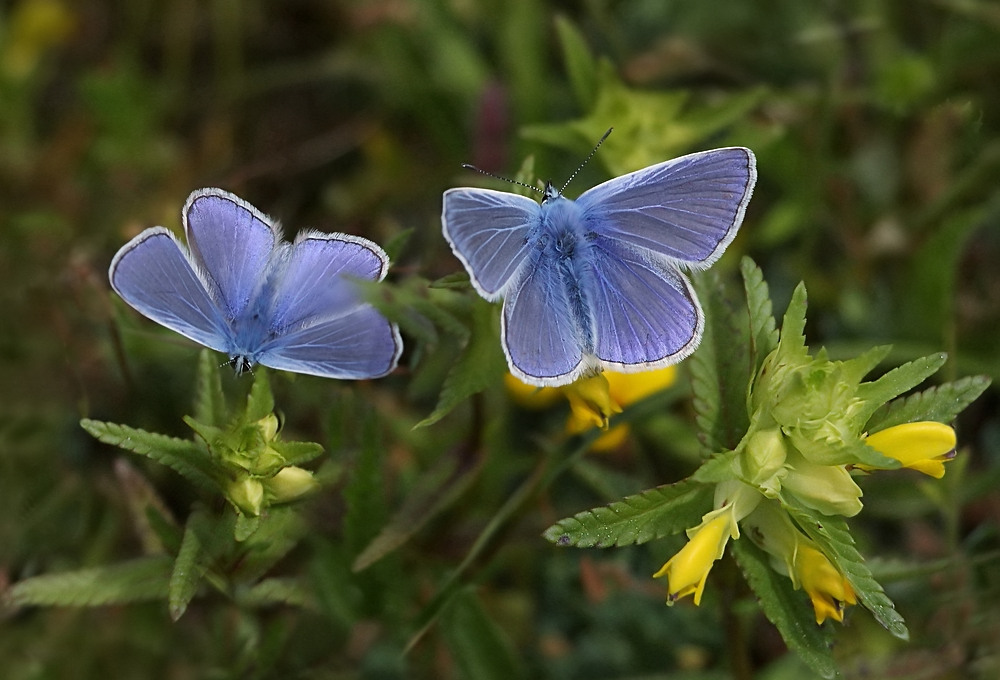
[1,0,998,677]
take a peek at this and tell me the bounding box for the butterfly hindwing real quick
[109,227,232,352]
[576,147,756,268]
[442,188,540,299]
[501,257,586,385]
[585,237,703,369]
[258,305,402,379]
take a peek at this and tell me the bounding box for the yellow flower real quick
[743,502,857,624]
[653,481,761,605]
[653,511,735,605]
[506,367,678,451]
[792,544,857,624]
[861,421,957,479]
[504,372,562,409]
[563,373,622,430]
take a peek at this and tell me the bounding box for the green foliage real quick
[543,480,712,548]
[731,540,838,679]
[5,2,1000,677]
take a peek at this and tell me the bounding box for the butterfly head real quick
[230,354,255,376]
[542,182,561,203]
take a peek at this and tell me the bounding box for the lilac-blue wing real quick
[585,237,703,369]
[183,188,278,319]
[108,227,232,353]
[501,259,587,386]
[268,232,389,334]
[576,147,756,267]
[257,306,402,379]
[442,188,540,299]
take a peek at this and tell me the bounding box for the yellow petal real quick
[564,373,622,430]
[504,372,562,409]
[653,512,734,606]
[864,422,957,479]
[605,366,678,406]
[794,544,857,624]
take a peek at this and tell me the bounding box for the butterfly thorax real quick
[537,195,597,352]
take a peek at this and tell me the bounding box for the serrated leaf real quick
[855,352,948,424]
[231,506,306,583]
[441,587,525,680]
[865,375,991,432]
[80,419,222,491]
[838,344,893,386]
[416,298,507,428]
[169,507,210,620]
[543,480,713,548]
[8,556,172,608]
[731,540,838,679]
[786,504,909,639]
[740,257,779,374]
[690,271,753,455]
[555,15,598,108]
[193,349,226,426]
[272,440,324,466]
[778,282,809,356]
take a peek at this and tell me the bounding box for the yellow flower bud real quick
[227,477,264,516]
[564,373,622,431]
[264,466,320,504]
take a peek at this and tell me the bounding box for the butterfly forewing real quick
[441,188,540,299]
[109,228,232,352]
[576,147,756,267]
[184,189,278,319]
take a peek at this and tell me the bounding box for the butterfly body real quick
[442,146,757,387]
[110,189,402,380]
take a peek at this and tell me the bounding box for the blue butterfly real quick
[442,144,756,387]
[109,188,402,379]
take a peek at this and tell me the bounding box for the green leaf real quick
[343,408,388,559]
[855,352,948,423]
[731,540,838,679]
[416,298,507,428]
[542,480,713,548]
[440,587,525,680]
[232,506,306,583]
[193,349,227,427]
[354,449,483,571]
[690,271,753,455]
[865,375,992,432]
[272,440,325,466]
[80,418,222,491]
[555,15,598,109]
[741,256,778,374]
[786,504,909,639]
[245,368,275,423]
[8,556,172,607]
[169,507,210,621]
[777,282,809,357]
[238,577,312,610]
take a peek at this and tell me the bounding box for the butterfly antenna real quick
[461,164,544,195]
[559,127,612,195]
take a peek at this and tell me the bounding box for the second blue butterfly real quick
[442,146,757,387]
